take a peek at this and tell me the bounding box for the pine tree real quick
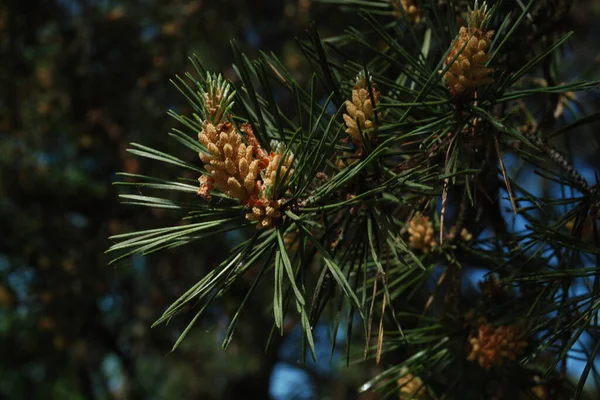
[109,0,600,398]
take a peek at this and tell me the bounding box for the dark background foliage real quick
[1,0,600,399]
[0,1,369,399]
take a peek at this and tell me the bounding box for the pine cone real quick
[467,323,528,369]
[245,200,284,229]
[245,145,294,229]
[391,0,423,24]
[460,227,473,242]
[198,121,262,203]
[397,369,427,399]
[408,214,436,253]
[343,74,381,152]
[443,6,495,96]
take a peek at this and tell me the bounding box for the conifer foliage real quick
[109,0,600,398]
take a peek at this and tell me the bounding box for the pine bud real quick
[196,76,293,230]
[390,0,423,24]
[198,121,261,203]
[343,72,381,152]
[397,368,427,399]
[245,145,294,229]
[443,4,495,96]
[408,214,436,253]
[460,228,473,242]
[467,323,527,369]
[531,376,552,400]
[201,73,235,124]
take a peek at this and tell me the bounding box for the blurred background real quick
[1,0,600,399]
[0,0,374,399]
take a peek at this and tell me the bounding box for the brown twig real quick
[495,134,518,214]
[523,129,599,201]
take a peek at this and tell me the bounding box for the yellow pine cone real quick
[343,75,380,152]
[391,0,423,24]
[553,90,576,119]
[198,121,262,203]
[196,95,293,230]
[245,199,285,230]
[408,214,436,253]
[245,146,294,229]
[531,382,549,400]
[460,228,473,242]
[261,148,294,190]
[467,323,527,369]
[443,25,494,96]
[397,369,427,399]
[335,151,359,169]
